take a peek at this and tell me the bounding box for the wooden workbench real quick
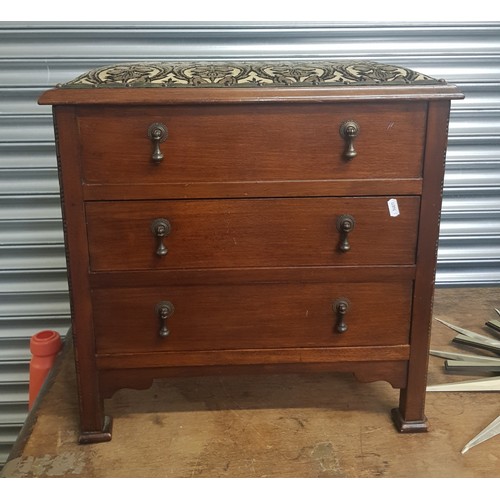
[2,287,499,478]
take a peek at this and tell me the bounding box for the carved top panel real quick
[58,60,441,88]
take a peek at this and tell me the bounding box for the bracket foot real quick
[391,408,428,433]
[78,416,113,444]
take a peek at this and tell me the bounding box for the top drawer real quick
[77,102,427,186]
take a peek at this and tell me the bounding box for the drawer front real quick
[92,281,412,354]
[86,197,420,271]
[78,102,426,185]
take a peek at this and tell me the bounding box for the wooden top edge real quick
[38,84,464,105]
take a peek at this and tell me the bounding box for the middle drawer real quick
[86,197,419,271]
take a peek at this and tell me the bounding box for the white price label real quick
[387,198,400,217]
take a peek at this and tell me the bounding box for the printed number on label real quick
[387,198,400,217]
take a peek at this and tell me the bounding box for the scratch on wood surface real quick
[216,377,266,441]
[190,455,201,478]
[310,441,342,475]
[357,426,364,469]
[245,458,257,476]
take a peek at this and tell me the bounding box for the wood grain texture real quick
[78,103,426,185]
[97,360,410,397]
[37,72,460,442]
[89,265,416,288]
[394,100,452,430]
[52,107,109,438]
[83,178,423,201]
[38,83,463,105]
[91,281,413,353]
[93,347,410,392]
[86,197,420,271]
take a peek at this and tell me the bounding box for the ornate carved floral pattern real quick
[60,60,439,88]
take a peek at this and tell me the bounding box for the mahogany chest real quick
[39,60,463,443]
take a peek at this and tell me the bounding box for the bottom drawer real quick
[92,282,412,354]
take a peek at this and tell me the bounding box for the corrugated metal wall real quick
[1,22,499,467]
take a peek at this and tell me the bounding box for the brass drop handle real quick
[339,120,360,159]
[147,122,168,162]
[336,214,356,252]
[156,301,175,338]
[333,298,350,334]
[151,218,171,256]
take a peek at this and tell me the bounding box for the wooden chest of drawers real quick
[39,61,463,443]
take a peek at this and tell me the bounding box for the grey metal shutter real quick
[1,22,499,468]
